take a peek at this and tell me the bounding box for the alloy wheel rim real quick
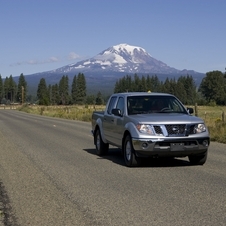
[96,134,100,150]
[126,141,131,161]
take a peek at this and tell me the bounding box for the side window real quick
[107,96,117,114]
[116,97,124,115]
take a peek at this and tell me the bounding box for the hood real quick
[129,113,204,125]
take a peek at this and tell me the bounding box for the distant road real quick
[0,110,226,226]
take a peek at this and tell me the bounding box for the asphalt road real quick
[0,110,226,226]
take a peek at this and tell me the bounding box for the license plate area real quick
[170,143,184,151]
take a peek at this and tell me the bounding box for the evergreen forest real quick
[0,70,226,106]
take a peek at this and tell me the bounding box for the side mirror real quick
[112,108,123,117]
[187,107,194,114]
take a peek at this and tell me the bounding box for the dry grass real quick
[17,104,226,144]
[18,104,105,122]
[192,105,226,143]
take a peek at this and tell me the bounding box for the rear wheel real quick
[94,129,109,156]
[123,135,141,167]
[188,151,207,165]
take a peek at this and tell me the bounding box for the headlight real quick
[194,123,206,133]
[136,124,155,135]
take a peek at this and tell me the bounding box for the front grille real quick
[165,124,186,136]
[153,126,163,135]
[153,124,197,136]
[187,125,196,135]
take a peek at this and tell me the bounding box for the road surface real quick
[0,110,226,226]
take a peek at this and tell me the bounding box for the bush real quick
[18,104,32,113]
[208,100,217,107]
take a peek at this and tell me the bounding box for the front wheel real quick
[94,129,109,156]
[123,135,141,167]
[188,151,208,165]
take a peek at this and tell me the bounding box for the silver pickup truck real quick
[91,92,210,167]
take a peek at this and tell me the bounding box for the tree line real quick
[114,74,197,105]
[0,70,226,106]
[0,73,105,106]
[114,70,226,106]
[0,73,27,105]
[37,73,87,105]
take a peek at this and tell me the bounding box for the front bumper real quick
[132,137,210,158]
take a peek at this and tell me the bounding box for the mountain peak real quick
[91,43,150,67]
[55,43,197,75]
[111,43,149,56]
[22,43,205,95]
[61,43,178,74]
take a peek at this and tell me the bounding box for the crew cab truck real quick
[91,92,210,167]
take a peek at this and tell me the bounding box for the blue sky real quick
[0,0,225,78]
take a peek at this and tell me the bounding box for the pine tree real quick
[76,73,86,104]
[95,91,103,105]
[9,75,17,102]
[59,75,70,105]
[122,75,132,92]
[51,84,59,105]
[146,75,152,92]
[114,80,123,93]
[37,78,49,105]
[0,75,3,103]
[141,75,147,91]
[48,85,52,105]
[3,77,9,101]
[174,80,187,103]
[17,73,27,103]
[178,75,197,105]
[71,75,77,104]
[86,95,95,105]
[150,75,161,92]
[133,74,141,91]
[3,75,17,103]
[162,78,171,93]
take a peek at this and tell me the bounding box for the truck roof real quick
[111,92,174,97]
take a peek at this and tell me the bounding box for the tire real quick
[94,129,109,156]
[123,135,141,167]
[188,151,208,165]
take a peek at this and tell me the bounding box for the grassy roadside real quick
[190,105,226,143]
[17,104,105,122]
[16,104,226,144]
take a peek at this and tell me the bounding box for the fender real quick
[94,117,108,143]
[124,121,140,138]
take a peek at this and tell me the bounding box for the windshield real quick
[127,95,187,115]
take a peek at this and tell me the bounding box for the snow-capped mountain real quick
[54,43,182,74]
[20,43,204,95]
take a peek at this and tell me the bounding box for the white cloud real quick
[68,52,80,60]
[10,56,60,67]
[10,51,81,67]
[47,57,60,63]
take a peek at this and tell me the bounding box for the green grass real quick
[17,104,226,144]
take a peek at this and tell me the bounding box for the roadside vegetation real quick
[192,105,226,143]
[1,70,226,143]
[18,104,105,122]
[17,104,226,144]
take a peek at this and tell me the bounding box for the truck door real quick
[112,97,125,147]
[102,96,117,143]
